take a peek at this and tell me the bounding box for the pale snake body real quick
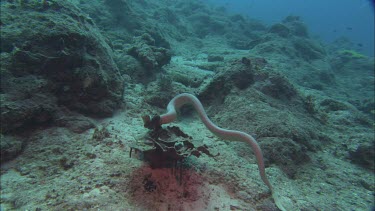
[146,93,286,210]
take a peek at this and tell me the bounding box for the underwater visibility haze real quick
[0,0,374,210]
[208,0,375,57]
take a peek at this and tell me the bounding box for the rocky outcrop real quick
[199,57,298,103]
[0,0,124,133]
[127,33,171,70]
[349,141,375,171]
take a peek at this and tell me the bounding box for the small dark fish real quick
[346,27,353,30]
[357,43,363,47]
[332,29,337,33]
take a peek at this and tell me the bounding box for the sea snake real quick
[150,93,286,210]
[160,93,271,188]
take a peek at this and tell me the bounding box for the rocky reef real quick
[0,0,373,211]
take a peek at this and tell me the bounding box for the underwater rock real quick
[199,57,264,103]
[0,0,123,132]
[103,0,140,31]
[0,135,25,162]
[320,99,350,111]
[256,73,298,101]
[187,13,227,38]
[77,0,141,33]
[0,93,57,133]
[289,21,309,37]
[200,57,299,103]
[268,23,290,38]
[356,98,375,115]
[199,57,297,101]
[349,141,375,171]
[156,74,173,92]
[154,7,181,26]
[330,49,373,73]
[282,15,309,37]
[229,14,246,22]
[226,20,265,50]
[229,39,252,50]
[207,55,224,62]
[261,137,310,179]
[128,33,171,71]
[115,54,146,82]
[250,17,326,62]
[298,67,337,91]
[145,94,172,109]
[293,38,326,60]
[55,112,95,134]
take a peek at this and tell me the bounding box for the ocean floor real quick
[0,0,374,210]
[1,53,374,210]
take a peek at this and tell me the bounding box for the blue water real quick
[207,0,375,57]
